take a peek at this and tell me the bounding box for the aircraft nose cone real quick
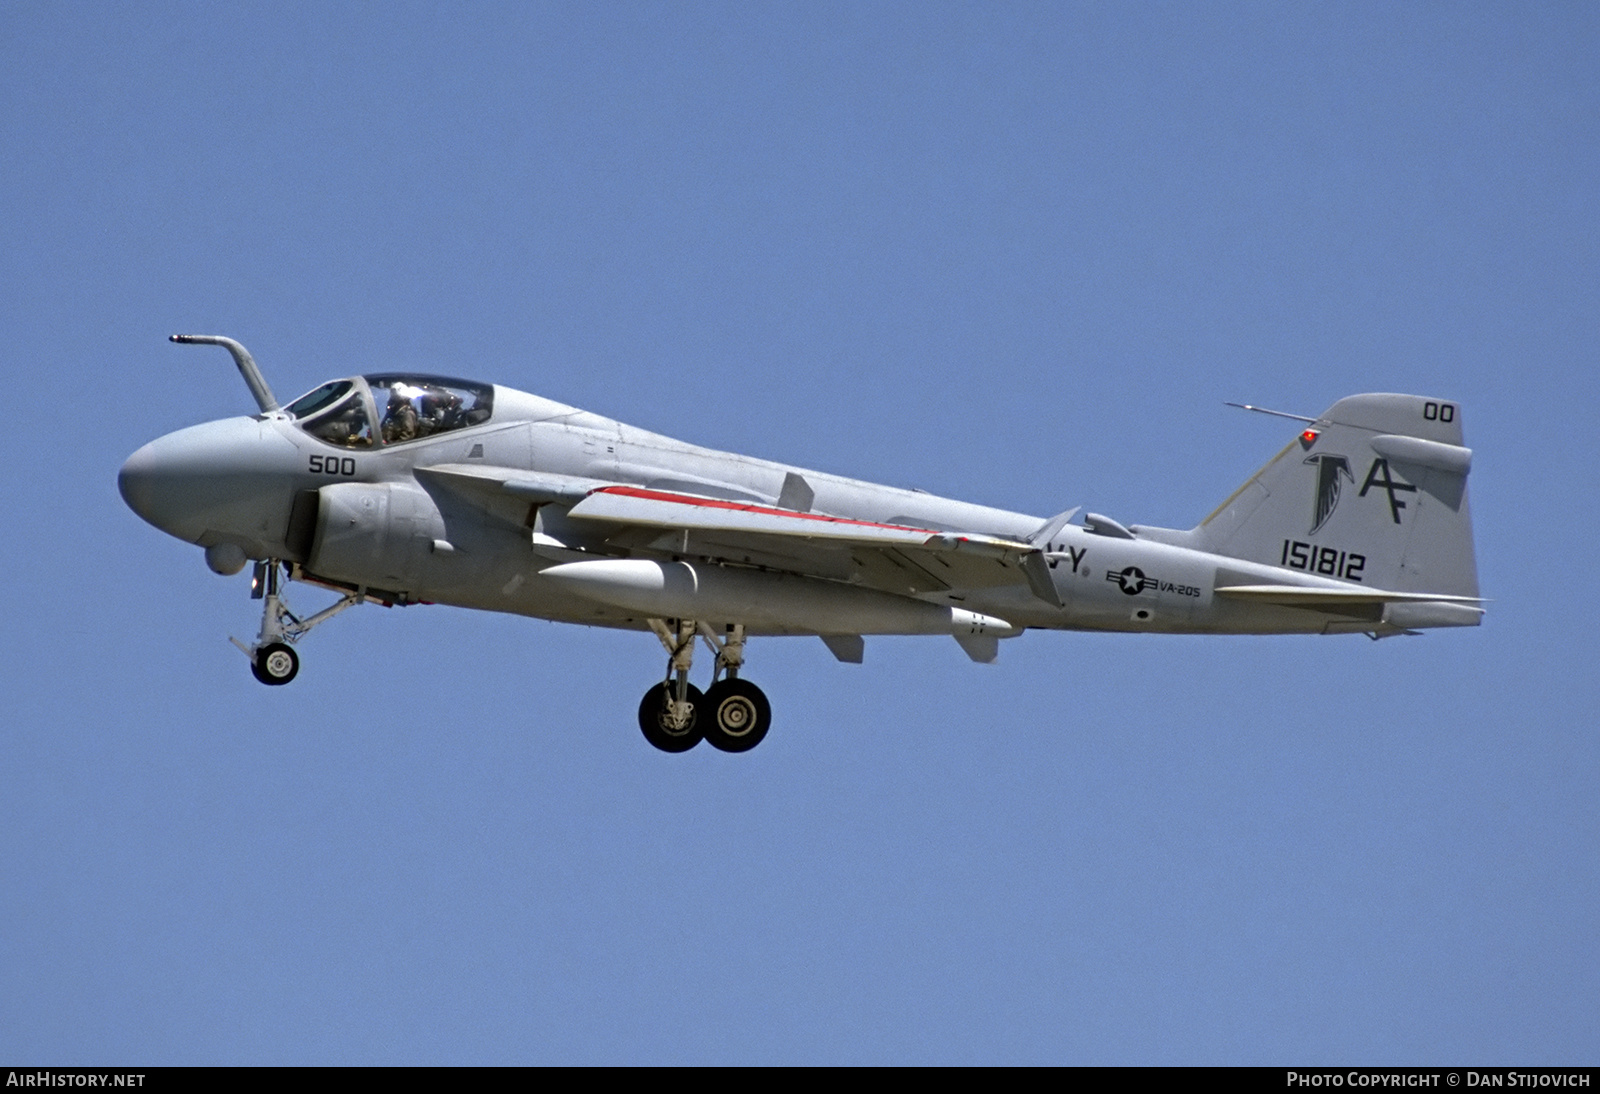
[117,442,168,529]
[118,416,301,545]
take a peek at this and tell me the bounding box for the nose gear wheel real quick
[251,642,299,685]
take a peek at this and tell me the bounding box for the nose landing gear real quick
[231,560,364,686]
[638,620,772,753]
[251,642,300,685]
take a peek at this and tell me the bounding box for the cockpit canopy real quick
[284,374,494,448]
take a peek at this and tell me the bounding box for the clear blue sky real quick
[2,1,1595,1064]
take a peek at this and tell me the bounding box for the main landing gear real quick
[231,560,363,686]
[638,620,772,754]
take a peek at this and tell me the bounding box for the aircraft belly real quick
[536,559,1018,638]
[399,563,965,639]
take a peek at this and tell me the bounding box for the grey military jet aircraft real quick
[120,335,1483,753]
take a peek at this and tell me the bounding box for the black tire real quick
[251,642,299,686]
[638,681,704,752]
[702,678,771,753]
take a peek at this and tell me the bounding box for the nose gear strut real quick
[229,560,364,686]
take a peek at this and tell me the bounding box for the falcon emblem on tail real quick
[1305,453,1352,535]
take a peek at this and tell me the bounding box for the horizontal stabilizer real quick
[1214,584,1485,607]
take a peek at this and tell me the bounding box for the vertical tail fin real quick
[1196,394,1478,597]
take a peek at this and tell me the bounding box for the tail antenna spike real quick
[1224,401,1318,424]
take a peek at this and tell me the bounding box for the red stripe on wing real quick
[591,486,940,535]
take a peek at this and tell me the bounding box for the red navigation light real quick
[1300,429,1319,445]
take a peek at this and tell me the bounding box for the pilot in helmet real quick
[383,384,420,444]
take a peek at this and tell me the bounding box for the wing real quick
[414,464,1061,605]
[568,486,1060,604]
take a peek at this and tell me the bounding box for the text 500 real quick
[308,455,356,476]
